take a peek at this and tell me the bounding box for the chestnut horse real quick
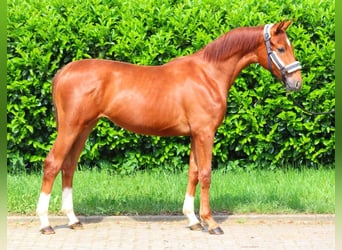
[37,21,302,235]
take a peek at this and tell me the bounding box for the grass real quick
[7,168,335,216]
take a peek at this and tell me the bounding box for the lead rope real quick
[227,93,335,116]
[286,93,335,116]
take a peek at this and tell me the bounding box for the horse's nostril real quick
[295,80,302,90]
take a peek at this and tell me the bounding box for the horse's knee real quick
[43,154,61,181]
[198,169,211,188]
[188,169,199,185]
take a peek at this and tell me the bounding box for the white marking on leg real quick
[62,188,79,226]
[37,193,51,229]
[182,194,200,227]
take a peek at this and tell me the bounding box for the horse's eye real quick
[277,47,285,53]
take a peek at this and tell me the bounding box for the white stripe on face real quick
[286,35,291,46]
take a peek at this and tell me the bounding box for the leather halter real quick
[263,24,302,81]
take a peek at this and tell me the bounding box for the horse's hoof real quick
[70,221,83,230]
[189,222,204,231]
[40,226,55,235]
[209,226,224,235]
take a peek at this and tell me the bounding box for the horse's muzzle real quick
[284,76,302,91]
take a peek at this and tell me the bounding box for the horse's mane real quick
[202,26,262,62]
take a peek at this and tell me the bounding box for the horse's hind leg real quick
[37,128,80,234]
[61,121,97,230]
[37,121,96,234]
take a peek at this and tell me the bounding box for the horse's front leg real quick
[192,131,224,235]
[183,140,203,230]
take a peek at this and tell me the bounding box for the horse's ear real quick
[275,20,293,34]
[281,20,293,30]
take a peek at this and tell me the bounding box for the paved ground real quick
[7,214,335,250]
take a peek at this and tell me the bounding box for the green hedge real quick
[7,0,335,174]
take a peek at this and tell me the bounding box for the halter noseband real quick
[263,24,302,80]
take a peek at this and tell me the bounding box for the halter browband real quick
[263,24,302,79]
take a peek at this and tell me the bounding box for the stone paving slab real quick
[7,214,335,250]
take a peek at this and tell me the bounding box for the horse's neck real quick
[199,51,259,94]
[200,27,263,91]
[225,52,259,84]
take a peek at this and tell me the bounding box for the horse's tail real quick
[52,70,62,131]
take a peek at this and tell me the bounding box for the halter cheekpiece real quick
[263,24,302,80]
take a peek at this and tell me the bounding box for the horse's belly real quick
[108,116,190,136]
[103,104,190,136]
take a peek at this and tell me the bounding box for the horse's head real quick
[260,20,302,91]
